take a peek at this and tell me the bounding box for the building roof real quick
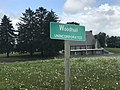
[70,31,96,46]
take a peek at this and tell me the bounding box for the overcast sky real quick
[0,0,120,36]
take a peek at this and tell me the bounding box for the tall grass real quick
[0,56,120,90]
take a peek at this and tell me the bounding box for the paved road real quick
[0,59,40,63]
[0,54,120,63]
[103,54,120,56]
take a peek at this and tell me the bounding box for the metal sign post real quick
[65,40,70,90]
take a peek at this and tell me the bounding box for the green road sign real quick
[50,22,86,41]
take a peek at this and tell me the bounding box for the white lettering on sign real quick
[54,34,82,40]
[59,25,78,33]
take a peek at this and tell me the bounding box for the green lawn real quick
[0,56,120,90]
[105,48,120,54]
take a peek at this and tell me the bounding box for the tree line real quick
[0,7,63,57]
[94,32,120,48]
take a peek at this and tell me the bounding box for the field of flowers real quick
[0,56,120,90]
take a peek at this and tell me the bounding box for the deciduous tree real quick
[94,32,106,48]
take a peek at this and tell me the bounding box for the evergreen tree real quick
[0,15,15,57]
[35,7,63,56]
[35,7,48,56]
[17,8,36,56]
[17,7,63,56]
[43,10,63,56]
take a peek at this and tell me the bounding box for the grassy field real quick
[105,48,120,54]
[0,56,120,90]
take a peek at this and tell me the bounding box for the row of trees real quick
[107,36,120,48]
[95,32,120,48]
[0,7,63,57]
